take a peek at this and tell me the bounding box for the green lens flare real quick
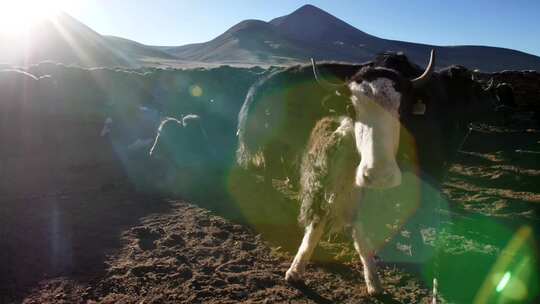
[496,272,511,292]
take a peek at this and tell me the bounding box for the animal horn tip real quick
[412,49,436,88]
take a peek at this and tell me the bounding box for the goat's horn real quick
[411,49,435,88]
[311,58,346,91]
[484,78,494,91]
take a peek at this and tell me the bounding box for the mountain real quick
[165,4,540,72]
[165,19,311,65]
[0,13,175,68]
[104,36,178,62]
[1,6,539,71]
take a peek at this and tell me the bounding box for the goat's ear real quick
[412,99,426,115]
[321,95,331,108]
[335,85,352,98]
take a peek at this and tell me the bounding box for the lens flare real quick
[190,85,203,97]
[495,272,511,292]
[0,0,71,35]
[474,226,538,303]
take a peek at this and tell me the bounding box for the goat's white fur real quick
[350,79,402,189]
[286,77,403,295]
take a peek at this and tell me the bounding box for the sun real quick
[0,0,71,34]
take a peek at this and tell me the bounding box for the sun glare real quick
[0,0,71,34]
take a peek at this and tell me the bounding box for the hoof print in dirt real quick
[230,290,249,300]
[132,227,163,250]
[247,273,277,288]
[196,218,211,227]
[176,266,193,280]
[130,264,156,277]
[188,231,206,239]
[174,254,189,265]
[211,230,229,240]
[199,265,216,275]
[209,278,227,288]
[239,241,257,251]
[161,234,186,247]
[224,274,244,284]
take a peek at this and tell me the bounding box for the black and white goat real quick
[285,51,435,295]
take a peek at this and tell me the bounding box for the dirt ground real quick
[2,192,432,304]
[1,117,539,303]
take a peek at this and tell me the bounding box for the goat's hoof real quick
[285,269,303,284]
[366,284,383,296]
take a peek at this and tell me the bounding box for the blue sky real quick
[64,1,540,56]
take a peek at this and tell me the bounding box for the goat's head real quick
[312,50,435,189]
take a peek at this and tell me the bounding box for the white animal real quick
[285,51,435,295]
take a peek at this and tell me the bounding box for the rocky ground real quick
[19,200,433,304]
[2,117,539,304]
[437,121,540,303]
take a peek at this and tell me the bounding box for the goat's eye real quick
[359,83,373,96]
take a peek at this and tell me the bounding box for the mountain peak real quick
[269,4,373,46]
[270,4,338,27]
[294,4,326,14]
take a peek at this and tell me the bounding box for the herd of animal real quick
[0,51,521,296]
[235,50,521,295]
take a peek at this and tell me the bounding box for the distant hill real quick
[0,13,175,68]
[164,4,540,72]
[104,36,179,61]
[1,6,539,71]
[165,19,309,65]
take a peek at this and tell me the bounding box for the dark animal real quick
[484,79,517,124]
[237,53,496,187]
[237,50,444,294]
[287,51,435,295]
[236,62,362,183]
[149,115,215,196]
[0,69,58,156]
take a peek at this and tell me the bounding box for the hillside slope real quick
[0,14,176,68]
[165,5,540,71]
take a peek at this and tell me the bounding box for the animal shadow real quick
[290,281,333,304]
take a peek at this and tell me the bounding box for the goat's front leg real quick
[285,220,326,283]
[352,224,383,295]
